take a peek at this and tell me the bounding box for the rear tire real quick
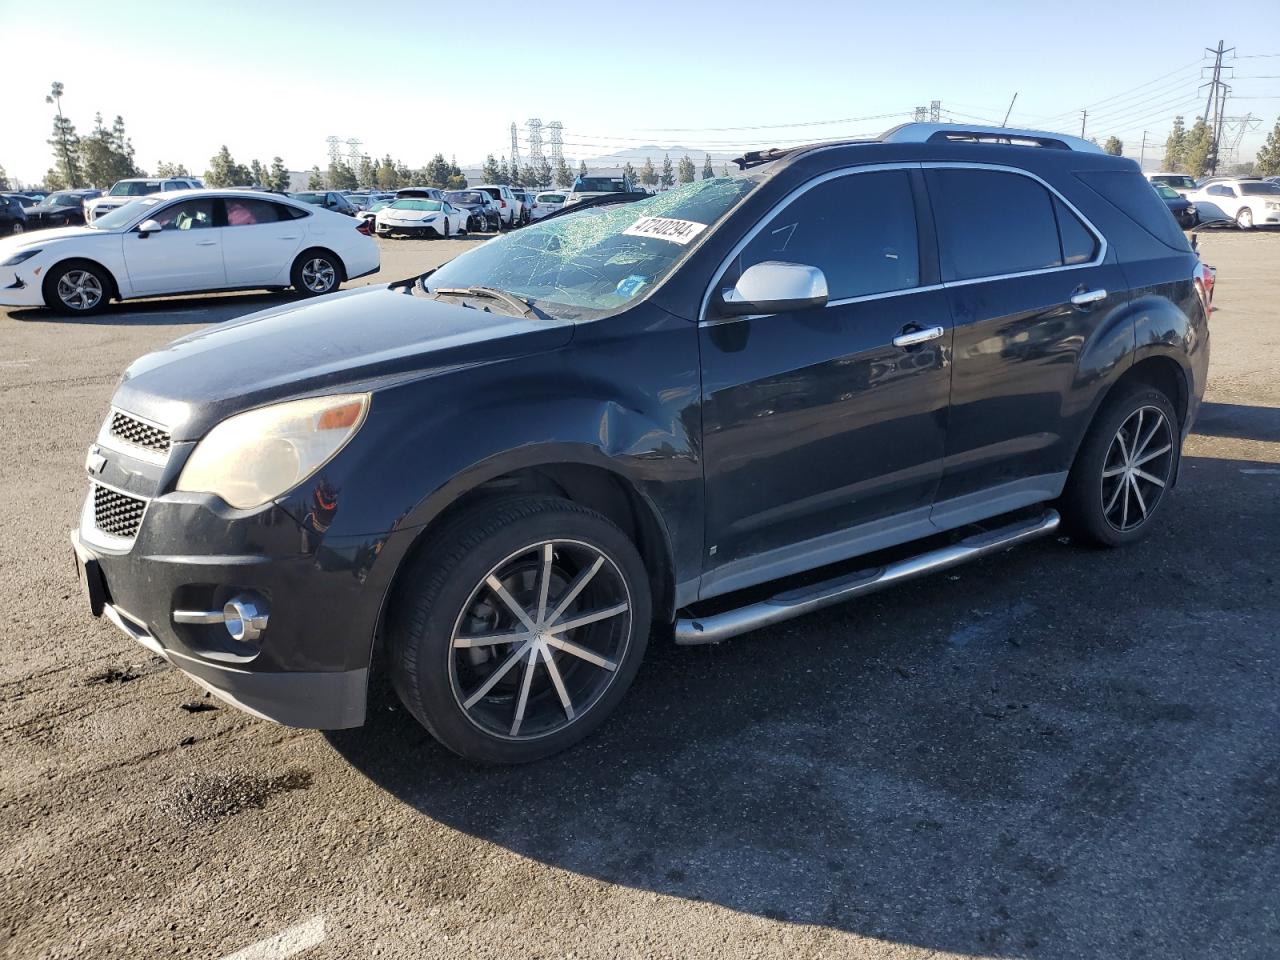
[387,496,652,763]
[1061,384,1179,547]
[290,249,342,296]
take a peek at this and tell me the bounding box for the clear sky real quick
[4,0,1279,185]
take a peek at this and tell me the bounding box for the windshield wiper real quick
[430,285,540,320]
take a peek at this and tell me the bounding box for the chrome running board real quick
[674,509,1060,645]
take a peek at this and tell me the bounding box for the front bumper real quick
[0,266,46,307]
[376,220,445,237]
[70,478,391,729]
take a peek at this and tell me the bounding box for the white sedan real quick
[1186,178,1280,229]
[374,198,467,238]
[0,189,380,315]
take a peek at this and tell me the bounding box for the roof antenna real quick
[1001,92,1018,128]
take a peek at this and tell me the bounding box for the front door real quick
[699,167,953,598]
[122,198,224,295]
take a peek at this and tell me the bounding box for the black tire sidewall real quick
[389,498,652,763]
[1062,384,1180,547]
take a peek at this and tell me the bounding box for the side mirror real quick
[137,219,162,236]
[718,261,828,317]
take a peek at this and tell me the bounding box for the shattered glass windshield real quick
[426,176,760,320]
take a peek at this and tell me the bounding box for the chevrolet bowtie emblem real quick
[85,448,106,475]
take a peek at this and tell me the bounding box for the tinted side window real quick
[224,197,286,226]
[279,204,310,220]
[1054,197,1099,265]
[733,170,920,300]
[927,168,1062,281]
[1075,169,1190,252]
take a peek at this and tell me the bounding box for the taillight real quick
[356,219,371,236]
[1194,261,1215,315]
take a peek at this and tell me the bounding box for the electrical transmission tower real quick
[913,106,928,122]
[510,122,522,170]
[526,119,544,163]
[929,100,941,123]
[325,136,342,164]
[1200,40,1236,175]
[1221,113,1260,167]
[346,138,362,163]
[548,121,564,167]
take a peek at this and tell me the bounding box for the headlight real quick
[2,249,42,267]
[1266,201,1280,211]
[176,394,369,509]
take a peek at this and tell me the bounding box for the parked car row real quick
[1146,172,1280,229]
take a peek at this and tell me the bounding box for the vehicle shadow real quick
[1193,401,1280,443]
[5,290,308,326]
[327,450,1280,958]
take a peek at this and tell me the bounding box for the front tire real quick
[1061,384,1179,547]
[42,259,110,316]
[1237,206,1254,229]
[387,497,652,763]
[291,250,341,296]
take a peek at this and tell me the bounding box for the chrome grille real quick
[109,411,171,456]
[93,484,146,539]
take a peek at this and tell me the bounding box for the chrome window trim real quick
[699,160,1109,326]
[96,406,172,464]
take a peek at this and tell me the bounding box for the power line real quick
[1034,58,1207,124]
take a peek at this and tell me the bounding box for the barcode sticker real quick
[622,216,708,245]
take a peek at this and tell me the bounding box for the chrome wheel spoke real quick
[1102,464,1126,478]
[509,647,539,736]
[1135,416,1162,460]
[453,628,529,649]
[1132,467,1166,488]
[1121,476,1131,528]
[1135,444,1171,466]
[463,638,534,708]
[484,574,538,632]
[535,542,553,623]
[541,644,575,720]
[1104,477,1125,514]
[547,601,629,635]
[1130,475,1149,518]
[545,635,617,671]
[547,555,604,623]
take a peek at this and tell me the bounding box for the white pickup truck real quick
[85,177,204,222]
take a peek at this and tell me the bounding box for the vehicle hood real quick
[112,284,576,440]
[377,208,439,222]
[0,225,102,257]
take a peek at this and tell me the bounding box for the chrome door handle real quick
[1070,288,1107,306]
[892,325,945,348]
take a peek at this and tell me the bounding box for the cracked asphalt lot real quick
[1,233,1278,959]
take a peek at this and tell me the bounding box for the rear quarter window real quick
[1075,170,1190,252]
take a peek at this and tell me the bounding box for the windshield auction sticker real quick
[622,216,708,245]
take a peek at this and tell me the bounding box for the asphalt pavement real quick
[1,231,1277,960]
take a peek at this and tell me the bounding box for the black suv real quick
[72,124,1210,763]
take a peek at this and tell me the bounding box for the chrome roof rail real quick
[881,122,1106,154]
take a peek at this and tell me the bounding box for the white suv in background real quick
[85,177,204,222]
[1187,178,1280,229]
[473,184,522,227]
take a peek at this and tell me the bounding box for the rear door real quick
[221,197,304,285]
[923,165,1130,521]
[121,197,225,295]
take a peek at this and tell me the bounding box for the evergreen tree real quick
[0,165,9,192]
[394,160,413,185]
[721,163,731,177]
[554,157,574,188]
[205,145,251,187]
[1254,117,1280,176]
[677,154,696,184]
[1102,136,1123,157]
[640,157,658,188]
[660,154,675,189]
[1182,118,1214,178]
[482,153,500,182]
[155,161,191,178]
[520,163,538,188]
[578,160,589,180]
[446,173,468,189]
[1163,116,1187,171]
[306,166,324,190]
[424,153,451,188]
[268,157,290,192]
[81,113,140,187]
[327,160,357,190]
[622,161,637,187]
[249,159,266,186]
[702,154,714,179]
[376,155,398,190]
[536,156,553,189]
[356,155,375,189]
[45,81,81,189]
[497,157,511,184]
